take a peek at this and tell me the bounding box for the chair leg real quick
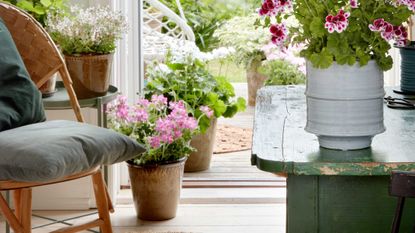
[92,171,113,233]
[105,183,115,213]
[13,190,22,220]
[391,197,405,233]
[0,191,24,233]
[19,188,32,233]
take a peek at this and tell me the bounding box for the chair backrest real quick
[0,2,84,122]
[143,0,195,42]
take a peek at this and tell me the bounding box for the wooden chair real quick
[0,2,114,233]
[389,171,415,233]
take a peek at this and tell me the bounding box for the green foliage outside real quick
[207,59,246,83]
[3,0,67,26]
[145,54,246,133]
[260,60,305,86]
[214,14,269,69]
[159,0,257,52]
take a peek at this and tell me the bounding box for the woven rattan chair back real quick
[0,2,84,122]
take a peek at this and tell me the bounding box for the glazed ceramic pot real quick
[398,44,415,94]
[305,60,386,150]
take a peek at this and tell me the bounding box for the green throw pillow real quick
[0,17,46,131]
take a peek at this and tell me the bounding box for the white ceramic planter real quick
[305,60,386,150]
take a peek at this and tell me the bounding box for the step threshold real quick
[117,187,286,205]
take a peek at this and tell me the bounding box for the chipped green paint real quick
[287,175,415,233]
[294,163,415,176]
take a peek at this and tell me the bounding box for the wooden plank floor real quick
[0,204,286,233]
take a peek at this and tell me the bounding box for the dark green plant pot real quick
[399,43,415,94]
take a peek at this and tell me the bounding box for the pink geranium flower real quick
[269,23,288,46]
[350,0,359,8]
[325,10,350,33]
[200,106,214,118]
[259,0,292,17]
[369,18,408,45]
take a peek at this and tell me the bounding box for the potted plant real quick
[396,16,415,94]
[214,14,270,106]
[46,5,128,99]
[260,59,305,86]
[145,54,246,172]
[258,0,414,150]
[3,0,68,97]
[107,94,201,220]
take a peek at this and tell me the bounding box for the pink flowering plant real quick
[258,0,414,71]
[107,95,209,165]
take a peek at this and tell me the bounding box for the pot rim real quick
[394,41,415,50]
[64,53,114,59]
[126,156,187,169]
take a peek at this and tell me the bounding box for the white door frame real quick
[110,0,144,202]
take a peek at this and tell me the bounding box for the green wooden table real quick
[251,85,415,233]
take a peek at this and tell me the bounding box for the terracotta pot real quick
[185,118,217,172]
[64,54,113,99]
[247,59,267,106]
[128,158,186,220]
[39,73,57,98]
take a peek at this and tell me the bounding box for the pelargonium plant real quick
[46,5,128,55]
[258,0,415,70]
[107,95,213,165]
[145,53,246,134]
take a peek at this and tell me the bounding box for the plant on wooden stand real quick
[258,0,414,150]
[107,94,206,220]
[145,52,246,172]
[46,5,128,99]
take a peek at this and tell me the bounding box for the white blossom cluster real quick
[47,5,128,54]
[143,26,235,64]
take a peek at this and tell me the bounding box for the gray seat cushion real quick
[0,120,145,182]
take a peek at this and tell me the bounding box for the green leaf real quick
[32,5,46,15]
[212,100,227,117]
[310,17,325,38]
[16,1,35,12]
[236,97,246,112]
[309,48,333,69]
[167,63,185,70]
[40,0,52,7]
[198,116,211,133]
[377,56,393,71]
